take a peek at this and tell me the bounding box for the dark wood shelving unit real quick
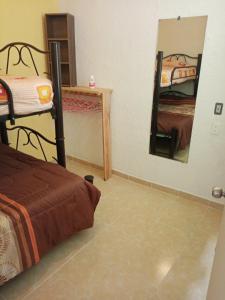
[45,13,77,86]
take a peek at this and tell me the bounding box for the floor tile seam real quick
[22,237,99,300]
[21,208,120,299]
[150,188,180,199]
[23,242,102,298]
[22,213,122,300]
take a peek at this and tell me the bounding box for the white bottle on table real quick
[89,75,96,88]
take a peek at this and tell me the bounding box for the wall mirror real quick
[149,16,207,163]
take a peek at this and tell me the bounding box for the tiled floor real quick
[0,159,222,300]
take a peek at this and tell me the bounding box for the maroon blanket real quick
[0,144,100,285]
[157,97,195,150]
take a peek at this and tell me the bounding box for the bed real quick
[0,42,101,285]
[0,143,100,285]
[150,51,202,159]
[160,56,197,88]
[0,42,66,166]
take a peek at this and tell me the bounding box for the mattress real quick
[161,60,196,87]
[0,76,53,116]
[0,144,100,285]
[159,103,195,116]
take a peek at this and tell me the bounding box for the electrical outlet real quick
[211,120,220,135]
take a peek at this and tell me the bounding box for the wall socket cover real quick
[214,103,223,115]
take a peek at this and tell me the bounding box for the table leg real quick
[102,91,112,180]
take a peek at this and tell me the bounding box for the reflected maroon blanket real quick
[157,111,194,150]
[0,144,100,285]
[157,97,195,150]
[159,96,195,106]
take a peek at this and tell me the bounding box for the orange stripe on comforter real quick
[0,193,40,267]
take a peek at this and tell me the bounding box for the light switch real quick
[214,103,223,115]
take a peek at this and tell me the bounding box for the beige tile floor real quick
[0,158,223,300]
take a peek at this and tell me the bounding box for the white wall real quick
[60,0,225,204]
[157,16,207,56]
[0,0,58,161]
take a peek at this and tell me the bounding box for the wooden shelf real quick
[45,13,77,86]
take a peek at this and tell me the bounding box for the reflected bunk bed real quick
[150,51,202,159]
[0,42,100,286]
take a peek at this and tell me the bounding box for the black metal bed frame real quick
[162,52,202,98]
[150,51,202,159]
[0,42,66,167]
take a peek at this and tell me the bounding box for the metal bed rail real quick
[0,42,66,167]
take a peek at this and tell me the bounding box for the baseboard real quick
[66,155,224,210]
[67,155,103,170]
[112,169,223,210]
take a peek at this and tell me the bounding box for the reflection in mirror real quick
[150,16,207,163]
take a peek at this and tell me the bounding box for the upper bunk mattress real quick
[0,76,53,116]
[161,61,196,88]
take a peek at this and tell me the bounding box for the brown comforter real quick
[157,111,194,150]
[0,144,100,285]
[157,98,195,150]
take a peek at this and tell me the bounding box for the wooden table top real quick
[62,86,112,96]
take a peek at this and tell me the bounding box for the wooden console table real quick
[62,86,112,180]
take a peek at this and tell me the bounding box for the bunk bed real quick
[150,51,202,159]
[160,53,201,92]
[0,42,100,286]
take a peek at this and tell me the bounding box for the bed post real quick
[150,51,163,155]
[51,42,66,167]
[0,121,9,145]
[194,53,202,98]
